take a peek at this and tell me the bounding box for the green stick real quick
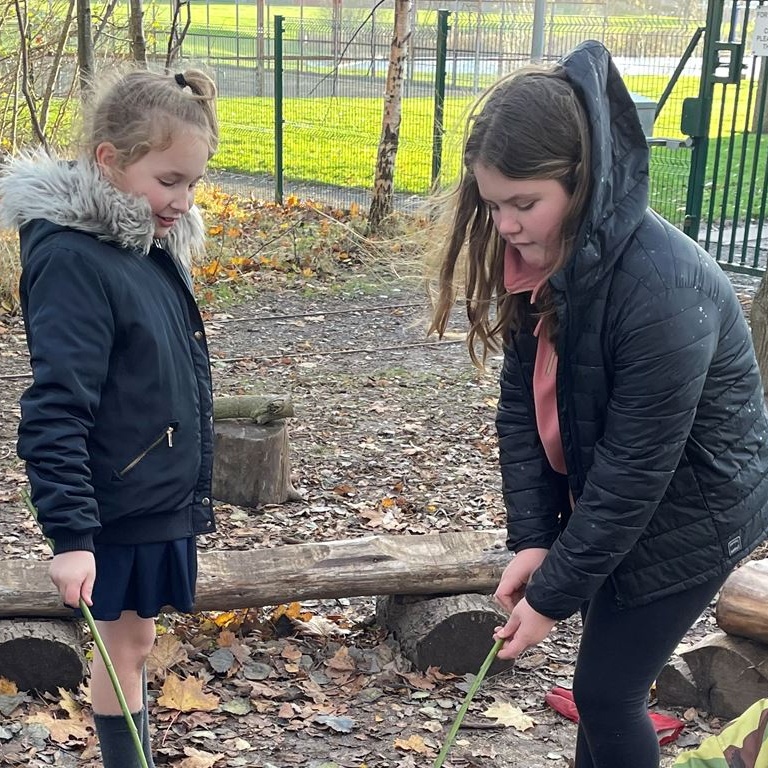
[22,489,149,768]
[432,637,504,768]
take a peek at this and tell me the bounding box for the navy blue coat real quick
[0,153,215,555]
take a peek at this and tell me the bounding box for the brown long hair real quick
[428,65,592,367]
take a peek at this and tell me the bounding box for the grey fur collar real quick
[0,149,205,270]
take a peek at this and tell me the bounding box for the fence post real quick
[683,0,725,240]
[274,15,284,205]
[431,9,451,189]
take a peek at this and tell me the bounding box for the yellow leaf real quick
[394,733,432,754]
[212,611,239,628]
[0,677,18,695]
[208,225,223,236]
[302,267,313,277]
[483,702,535,731]
[226,227,242,238]
[349,201,360,217]
[285,194,300,207]
[57,688,82,719]
[157,673,219,713]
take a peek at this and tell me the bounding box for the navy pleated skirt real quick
[80,537,198,621]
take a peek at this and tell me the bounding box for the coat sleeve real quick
[525,285,722,619]
[497,334,569,553]
[18,243,115,554]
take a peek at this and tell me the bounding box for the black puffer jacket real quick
[0,152,216,555]
[497,41,768,620]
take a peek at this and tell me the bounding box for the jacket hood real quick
[550,40,649,295]
[0,149,206,271]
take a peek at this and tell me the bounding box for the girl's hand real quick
[49,551,95,608]
[493,547,549,613]
[493,597,557,660]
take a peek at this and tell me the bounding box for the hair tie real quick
[174,73,187,88]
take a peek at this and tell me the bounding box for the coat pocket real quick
[116,421,179,478]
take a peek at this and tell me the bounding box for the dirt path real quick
[0,269,736,767]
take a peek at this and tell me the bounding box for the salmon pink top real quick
[503,245,567,475]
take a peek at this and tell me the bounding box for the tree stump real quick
[376,593,513,676]
[213,419,300,507]
[656,655,701,709]
[0,619,87,693]
[716,559,768,644]
[657,631,768,719]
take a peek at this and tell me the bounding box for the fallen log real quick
[656,631,768,719]
[213,394,294,425]
[715,559,768,644]
[377,593,513,675]
[0,529,510,618]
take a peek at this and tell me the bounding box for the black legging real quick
[572,571,729,768]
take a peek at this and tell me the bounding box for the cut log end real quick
[0,619,87,693]
[377,593,513,676]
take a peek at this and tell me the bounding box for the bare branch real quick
[12,0,49,151]
[308,0,388,97]
[165,0,192,72]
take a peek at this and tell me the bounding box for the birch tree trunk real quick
[367,0,411,232]
[750,271,768,393]
[76,0,95,98]
[129,0,148,66]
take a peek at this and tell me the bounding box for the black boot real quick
[141,667,155,767]
[93,711,147,768]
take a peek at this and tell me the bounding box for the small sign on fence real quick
[753,8,768,57]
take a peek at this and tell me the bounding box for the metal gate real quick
[683,0,768,274]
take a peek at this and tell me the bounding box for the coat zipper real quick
[118,424,176,477]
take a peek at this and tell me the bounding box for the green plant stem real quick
[21,489,149,768]
[432,637,504,768]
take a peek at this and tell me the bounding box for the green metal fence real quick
[191,12,703,223]
[182,5,767,273]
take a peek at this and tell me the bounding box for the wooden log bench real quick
[656,558,768,719]
[0,529,513,691]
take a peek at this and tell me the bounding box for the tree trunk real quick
[0,619,87,693]
[376,593,513,675]
[716,559,768,644]
[367,0,411,232]
[76,0,95,98]
[213,419,300,506]
[752,57,768,135]
[0,529,510,617]
[129,0,147,66]
[750,272,768,394]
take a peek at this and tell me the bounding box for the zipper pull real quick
[167,426,174,448]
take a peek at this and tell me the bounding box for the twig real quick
[433,638,503,768]
[210,301,425,324]
[21,490,149,768]
[213,338,463,364]
[308,0,388,97]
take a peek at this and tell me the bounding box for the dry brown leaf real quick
[0,677,18,695]
[156,673,219,713]
[27,711,91,743]
[147,633,188,680]
[398,670,436,690]
[281,643,303,662]
[394,733,432,754]
[325,646,356,672]
[179,746,225,768]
